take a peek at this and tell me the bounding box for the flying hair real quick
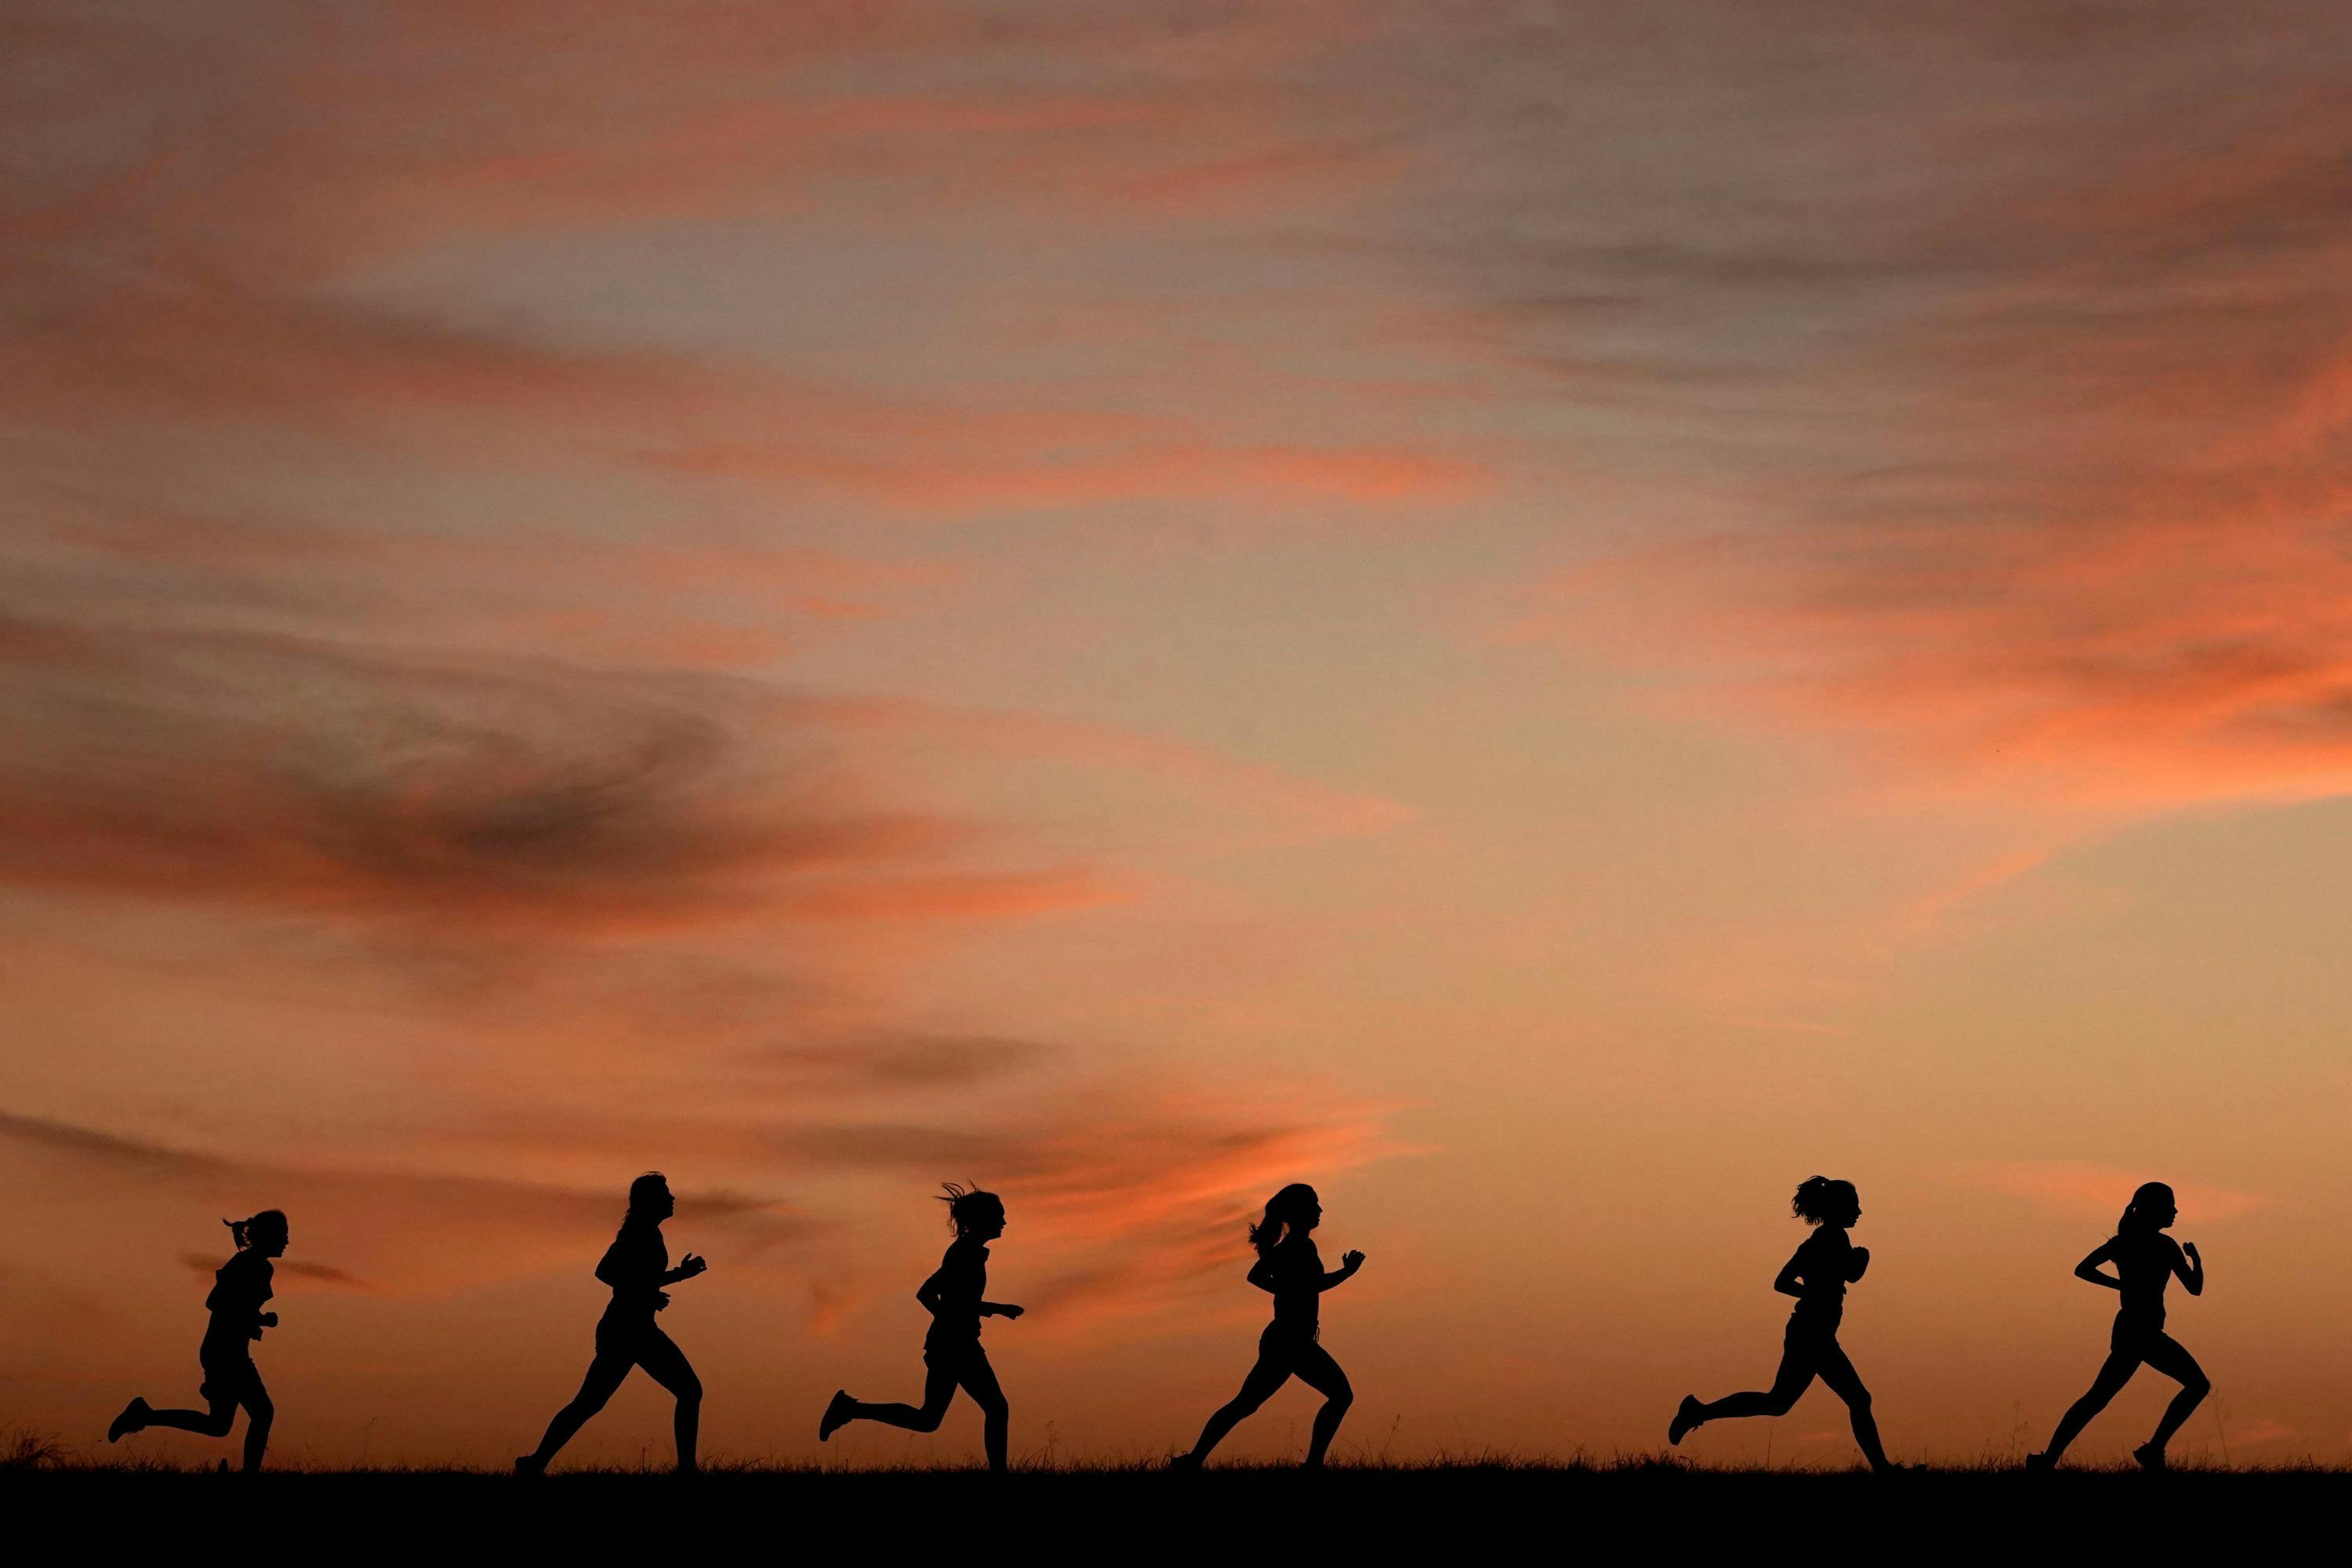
[1790,1176,1858,1226]
[938,1181,1004,1237]
[223,1209,288,1250]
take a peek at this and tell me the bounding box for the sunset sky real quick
[7,2,2352,1469]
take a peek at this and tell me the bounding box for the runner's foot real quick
[108,1398,149,1443]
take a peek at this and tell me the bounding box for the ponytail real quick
[2118,1181,2175,1236]
[1249,1183,1318,1258]
[224,1209,288,1252]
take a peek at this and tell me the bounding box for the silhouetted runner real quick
[108,1210,289,1472]
[2027,1181,2209,1472]
[1669,1177,1902,1472]
[516,1172,706,1475]
[1171,1182,1363,1470]
[820,1183,1022,1472]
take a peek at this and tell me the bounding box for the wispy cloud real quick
[1,1109,815,1297]
[4,1085,1406,1328]
[179,1251,381,1294]
[753,1033,1055,1091]
[1480,13,2352,818]
[0,618,999,935]
[1944,1160,2268,1224]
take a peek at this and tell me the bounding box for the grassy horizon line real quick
[7,1432,2347,1480]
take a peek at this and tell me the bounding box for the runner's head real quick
[627,1171,675,1226]
[224,1209,290,1258]
[1249,1183,1321,1256]
[1791,1176,1860,1228]
[939,1181,1006,1242]
[2118,1181,2177,1236]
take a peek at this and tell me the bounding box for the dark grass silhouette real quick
[819,1182,1022,1472]
[107,1210,289,1473]
[1668,1178,1900,1472]
[1174,1183,1363,1471]
[9,1446,2343,1555]
[517,1172,706,1476]
[2029,1181,2211,1472]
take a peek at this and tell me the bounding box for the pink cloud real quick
[4,2,1472,549]
[1944,1160,2267,1224]
[1461,34,2352,826]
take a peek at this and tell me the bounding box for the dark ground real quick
[7,1451,2344,1555]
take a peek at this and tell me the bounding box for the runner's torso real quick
[1788,1226,1849,1329]
[597,1223,668,1329]
[2111,1232,2176,1330]
[1269,1235,1322,1334]
[927,1237,989,1346]
[201,1250,273,1357]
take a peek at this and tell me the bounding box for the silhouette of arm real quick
[2173,1240,2203,1297]
[916,1266,947,1316]
[1246,1257,1279,1294]
[245,1273,277,1339]
[224,1254,274,1336]
[1846,1246,1871,1283]
[1772,1247,1806,1298]
[2073,1239,2123,1290]
[981,1300,1025,1319]
[1318,1249,1366,1290]
[660,1253,707,1288]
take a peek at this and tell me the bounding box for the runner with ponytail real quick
[108,1209,289,1471]
[2027,1180,2209,1471]
[1171,1182,1363,1470]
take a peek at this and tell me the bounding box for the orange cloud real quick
[763,1085,1413,1334]
[1505,87,2352,818]
[889,699,1417,848]
[0,1109,815,1298]
[657,434,1484,517]
[180,1253,381,1294]
[5,0,1459,535]
[1944,1160,2268,1225]
[2,1068,1410,1335]
[781,867,1129,922]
